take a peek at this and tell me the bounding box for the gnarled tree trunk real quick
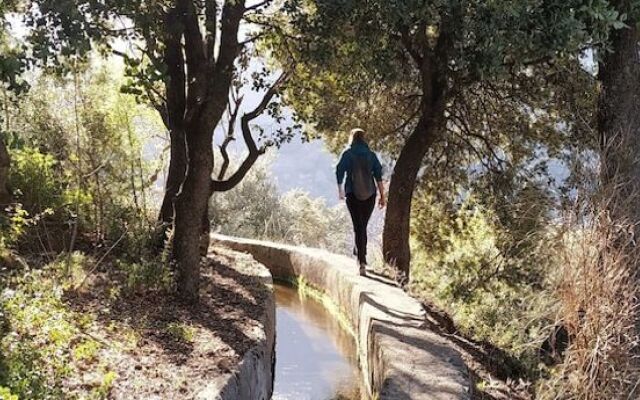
[173,121,214,302]
[382,115,438,279]
[597,2,640,333]
[382,49,449,280]
[169,0,246,301]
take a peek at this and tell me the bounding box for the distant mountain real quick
[271,137,340,205]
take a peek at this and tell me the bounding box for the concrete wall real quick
[213,234,471,400]
[196,255,276,400]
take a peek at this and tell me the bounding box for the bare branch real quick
[202,0,246,124]
[240,31,268,47]
[211,71,288,192]
[218,135,236,180]
[244,0,271,13]
[218,91,243,180]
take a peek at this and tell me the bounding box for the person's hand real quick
[378,196,386,209]
[339,188,346,200]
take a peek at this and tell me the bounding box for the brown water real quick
[272,284,362,400]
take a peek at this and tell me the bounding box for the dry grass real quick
[539,208,640,399]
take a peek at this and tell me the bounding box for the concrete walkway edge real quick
[213,234,471,400]
[197,250,276,400]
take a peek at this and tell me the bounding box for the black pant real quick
[346,193,375,264]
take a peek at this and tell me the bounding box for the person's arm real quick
[372,153,385,208]
[336,151,348,200]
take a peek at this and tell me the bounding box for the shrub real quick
[410,190,557,372]
[5,66,160,254]
[9,147,70,214]
[116,258,174,293]
[0,268,78,398]
[210,154,350,253]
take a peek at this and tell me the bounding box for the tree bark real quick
[595,2,640,376]
[157,3,188,228]
[598,7,640,223]
[0,135,11,207]
[382,111,440,279]
[159,128,186,225]
[382,44,449,279]
[173,121,214,303]
[169,0,245,302]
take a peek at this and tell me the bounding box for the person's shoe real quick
[359,262,366,276]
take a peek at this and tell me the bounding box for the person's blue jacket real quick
[336,140,383,194]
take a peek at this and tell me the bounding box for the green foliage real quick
[411,188,559,371]
[0,61,163,398]
[268,0,609,150]
[72,339,100,363]
[0,205,35,250]
[10,147,73,213]
[165,322,195,343]
[0,2,28,93]
[412,194,502,301]
[116,258,174,293]
[211,154,350,253]
[0,386,18,400]
[0,253,131,400]
[93,370,117,400]
[3,63,161,253]
[1,266,83,398]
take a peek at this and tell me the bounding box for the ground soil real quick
[64,246,270,399]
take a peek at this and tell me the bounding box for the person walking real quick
[336,128,385,276]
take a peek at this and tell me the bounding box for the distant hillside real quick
[271,138,339,205]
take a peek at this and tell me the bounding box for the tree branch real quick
[180,0,209,123]
[398,26,423,66]
[205,0,217,62]
[202,0,246,126]
[245,0,272,13]
[163,6,187,131]
[211,72,288,192]
[218,135,235,180]
[240,31,268,47]
[218,90,243,180]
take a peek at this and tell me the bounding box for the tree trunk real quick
[199,201,212,256]
[0,135,11,207]
[598,10,640,223]
[382,114,439,279]
[156,3,187,245]
[173,123,214,303]
[597,13,640,340]
[382,51,448,280]
[595,4,640,382]
[159,128,187,225]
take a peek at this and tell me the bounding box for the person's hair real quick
[350,128,366,145]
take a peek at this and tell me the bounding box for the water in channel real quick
[272,284,362,400]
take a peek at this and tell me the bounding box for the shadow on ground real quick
[64,249,270,369]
